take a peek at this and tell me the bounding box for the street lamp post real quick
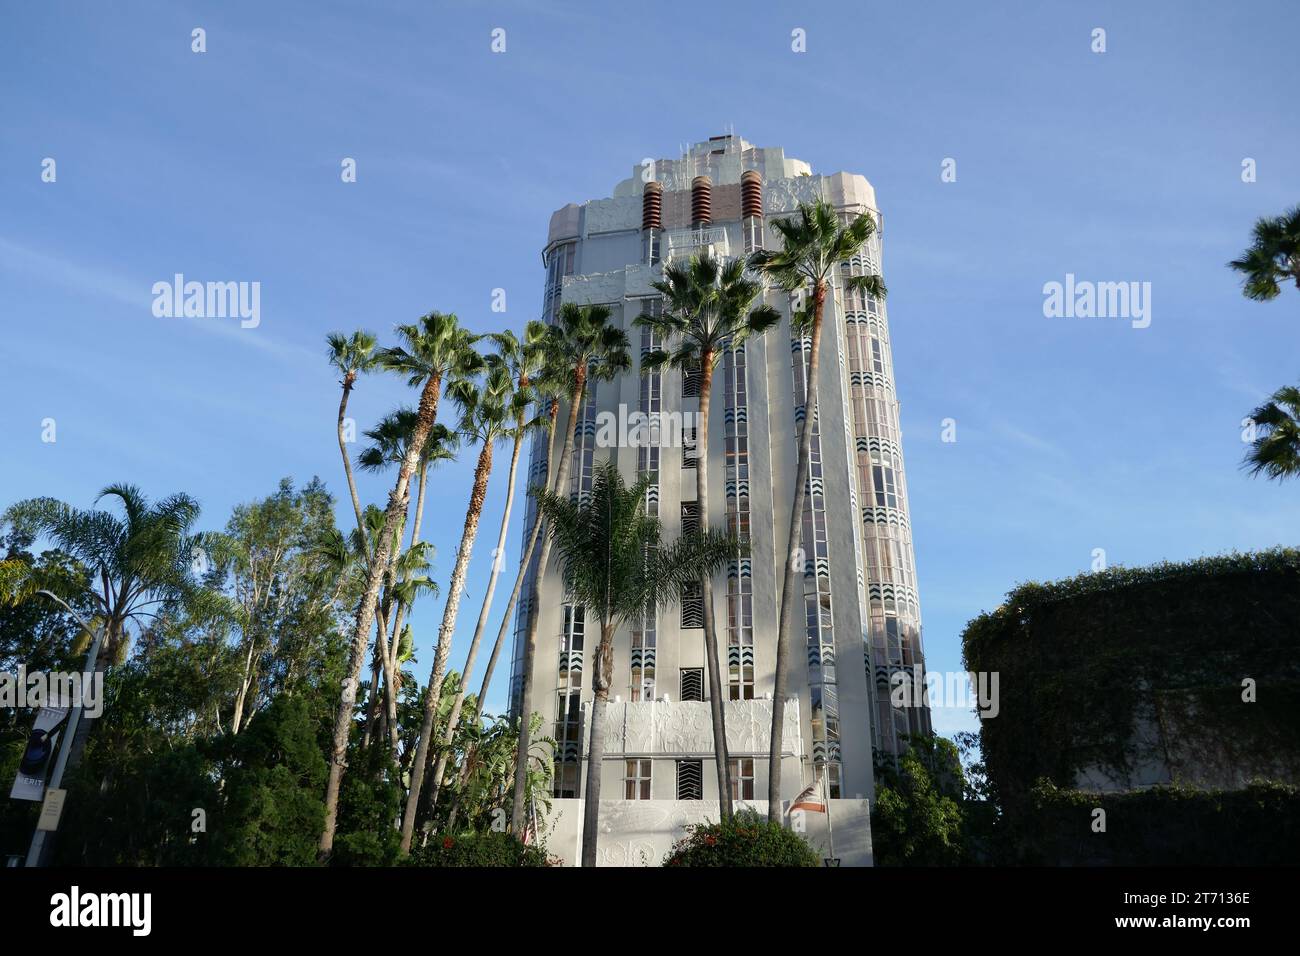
[24,590,104,868]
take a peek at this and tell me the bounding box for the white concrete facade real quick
[510,136,929,865]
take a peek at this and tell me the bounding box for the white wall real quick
[541,798,874,867]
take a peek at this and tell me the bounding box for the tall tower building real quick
[509,135,929,865]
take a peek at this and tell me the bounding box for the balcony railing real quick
[664,226,730,261]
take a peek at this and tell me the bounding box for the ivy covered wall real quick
[961,549,1300,863]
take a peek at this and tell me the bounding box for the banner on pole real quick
[10,706,70,801]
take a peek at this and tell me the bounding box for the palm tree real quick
[534,458,735,866]
[750,200,885,821]
[2,485,220,855]
[510,303,631,833]
[356,412,456,753]
[319,311,482,858]
[443,327,570,820]
[1244,385,1300,479]
[1229,205,1300,301]
[326,330,380,540]
[399,360,513,852]
[424,324,553,825]
[638,252,779,818]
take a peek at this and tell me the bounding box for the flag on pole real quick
[789,776,826,815]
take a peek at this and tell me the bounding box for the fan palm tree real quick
[1244,385,1300,480]
[510,303,631,832]
[2,485,221,843]
[534,458,735,866]
[326,330,380,541]
[637,252,779,818]
[472,332,571,708]
[399,360,514,852]
[441,327,570,816]
[320,311,482,858]
[424,324,554,825]
[1228,205,1300,301]
[750,200,886,821]
[356,412,456,753]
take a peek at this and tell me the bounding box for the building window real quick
[624,759,652,800]
[680,667,704,702]
[683,363,701,398]
[816,761,843,799]
[680,581,703,628]
[729,757,755,800]
[553,761,581,800]
[682,427,698,469]
[680,501,700,536]
[630,604,656,701]
[676,760,703,800]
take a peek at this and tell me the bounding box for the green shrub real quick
[662,810,820,867]
[872,736,967,866]
[405,830,553,867]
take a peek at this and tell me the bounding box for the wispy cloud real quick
[0,236,317,366]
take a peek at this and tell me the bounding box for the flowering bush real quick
[662,810,820,867]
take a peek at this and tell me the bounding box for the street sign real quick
[36,788,66,831]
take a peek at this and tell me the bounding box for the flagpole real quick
[824,774,837,865]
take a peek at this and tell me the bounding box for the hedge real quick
[1010,780,1300,865]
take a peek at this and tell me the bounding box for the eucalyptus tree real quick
[326,330,381,540]
[510,303,631,833]
[1228,205,1300,301]
[320,311,482,858]
[217,478,341,734]
[2,485,222,805]
[534,458,735,866]
[425,325,553,820]
[638,251,779,817]
[400,360,514,853]
[749,200,885,820]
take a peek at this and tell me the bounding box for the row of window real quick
[624,758,756,801]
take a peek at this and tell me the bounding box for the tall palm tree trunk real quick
[511,375,584,832]
[426,432,523,819]
[386,459,429,680]
[378,461,425,755]
[320,374,440,857]
[445,407,559,828]
[337,374,367,541]
[768,284,826,823]
[579,622,616,866]
[399,440,495,852]
[696,358,734,817]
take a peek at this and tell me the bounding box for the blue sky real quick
[2,1,1298,734]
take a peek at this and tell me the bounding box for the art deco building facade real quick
[509,136,929,862]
